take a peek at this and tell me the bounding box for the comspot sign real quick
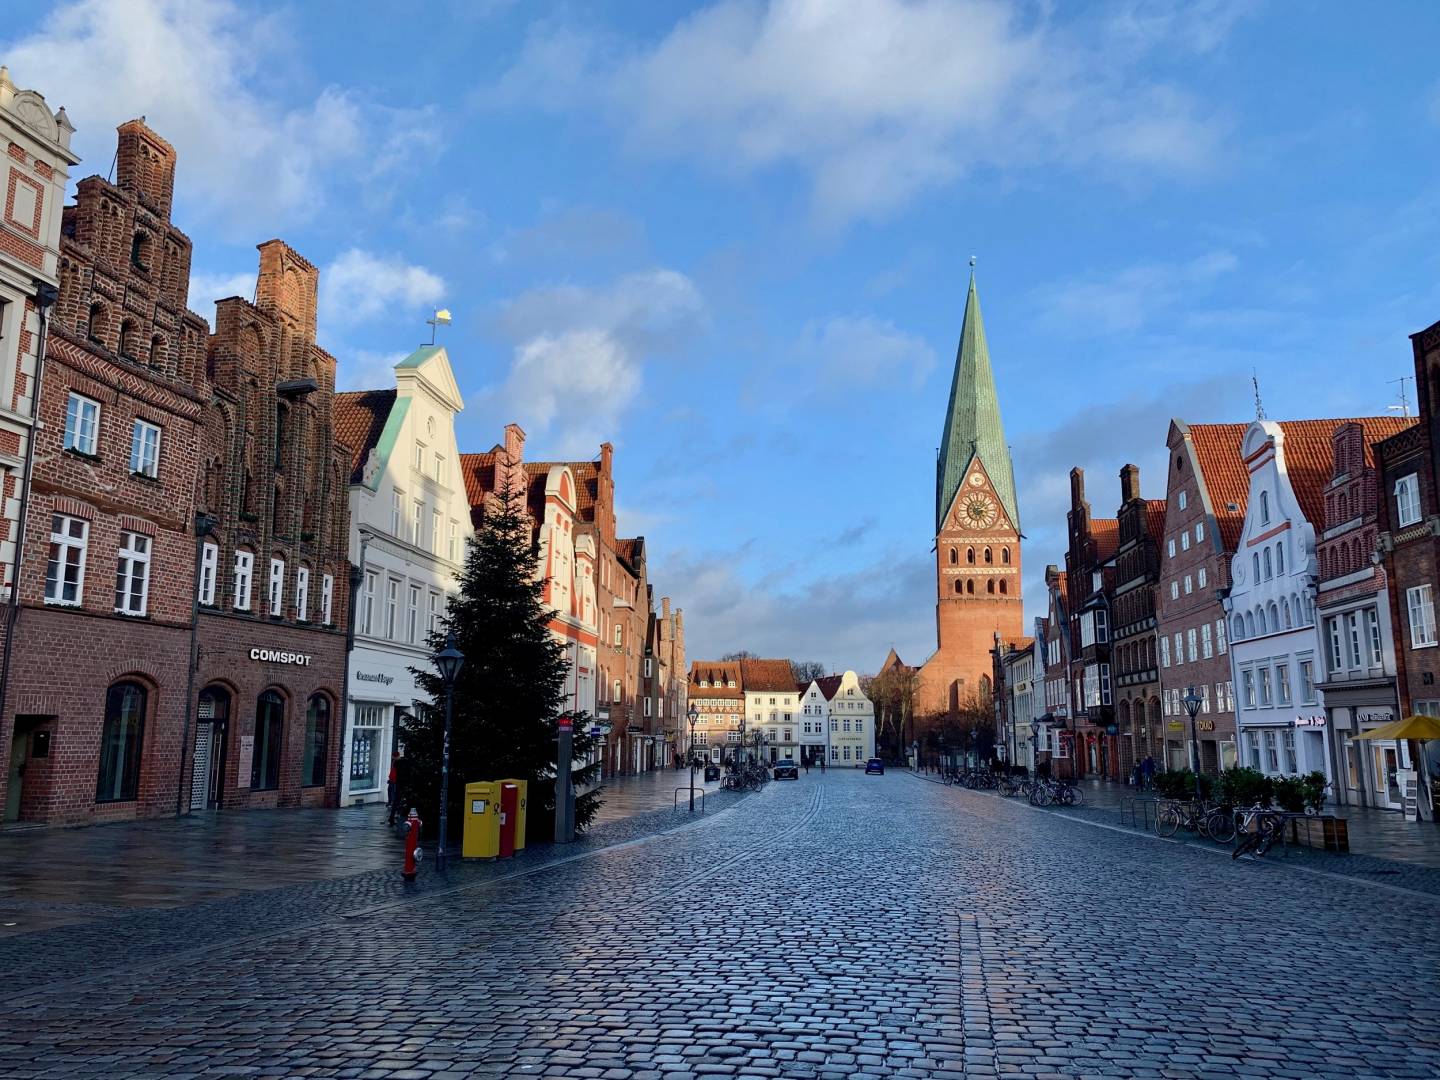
[249,647,312,666]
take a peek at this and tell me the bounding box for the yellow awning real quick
[1352,715,1440,741]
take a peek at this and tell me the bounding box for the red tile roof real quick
[1091,518,1120,562]
[814,674,844,700]
[460,450,500,506]
[689,661,744,699]
[525,460,599,521]
[333,389,395,483]
[740,658,798,692]
[1185,423,1250,551]
[1144,499,1168,540]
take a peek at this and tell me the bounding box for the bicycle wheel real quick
[1232,831,1259,859]
[1256,814,1286,856]
[1156,806,1181,837]
[1060,785,1079,806]
[1205,809,1236,844]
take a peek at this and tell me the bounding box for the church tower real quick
[918,268,1023,714]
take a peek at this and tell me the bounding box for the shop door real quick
[4,728,26,822]
[1380,746,1401,808]
[190,689,231,811]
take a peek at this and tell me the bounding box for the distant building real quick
[688,660,743,764]
[740,657,801,762]
[1064,468,1119,780]
[1111,466,1165,778]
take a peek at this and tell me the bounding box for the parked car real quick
[864,758,885,775]
[773,759,799,780]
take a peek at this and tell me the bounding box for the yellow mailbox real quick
[500,778,529,850]
[462,780,502,859]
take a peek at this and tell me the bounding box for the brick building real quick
[188,239,351,813]
[1036,567,1072,775]
[1319,420,1413,808]
[651,595,686,766]
[0,70,77,823]
[687,660,743,763]
[1155,421,1245,772]
[1,119,211,824]
[915,271,1023,718]
[1064,468,1119,780]
[1375,317,1440,821]
[1111,465,1165,778]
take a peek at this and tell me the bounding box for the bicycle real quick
[1231,804,1288,859]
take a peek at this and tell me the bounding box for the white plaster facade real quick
[824,671,876,765]
[1223,421,1329,783]
[798,680,829,765]
[0,69,77,604]
[1000,643,1037,771]
[341,346,470,805]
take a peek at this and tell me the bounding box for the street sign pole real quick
[555,717,575,844]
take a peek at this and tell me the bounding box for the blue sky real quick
[9,0,1440,671]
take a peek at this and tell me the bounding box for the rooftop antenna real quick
[1251,369,1267,421]
[424,308,451,346]
[1387,375,1413,418]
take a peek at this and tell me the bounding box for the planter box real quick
[1286,815,1349,852]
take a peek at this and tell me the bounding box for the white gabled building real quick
[815,671,875,766]
[1222,420,1331,783]
[334,345,470,805]
[798,678,829,766]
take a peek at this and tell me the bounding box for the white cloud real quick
[3,0,440,235]
[320,249,446,326]
[476,270,705,456]
[1034,250,1238,336]
[337,350,408,393]
[187,269,254,324]
[491,0,1232,223]
[794,315,936,392]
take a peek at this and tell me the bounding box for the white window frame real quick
[429,590,441,635]
[268,557,285,617]
[1181,531,1190,552]
[1275,662,1291,706]
[321,573,334,625]
[129,419,161,478]
[233,549,254,611]
[1396,474,1422,529]
[63,392,99,455]
[1217,618,1228,654]
[113,530,151,616]
[296,565,310,621]
[1198,567,1207,588]
[448,520,459,563]
[391,488,404,537]
[1201,622,1212,659]
[1160,635,1170,667]
[1178,490,1188,511]
[362,570,378,635]
[198,540,218,606]
[412,500,424,547]
[1407,585,1437,648]
[408,584,420,644]
[385,576,399,639]
[1167,539,1175,558]
[1196,521,1205,543]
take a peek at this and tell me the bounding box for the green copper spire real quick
[935,268,1019,533]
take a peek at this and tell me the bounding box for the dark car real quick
[864,758,885,775]
[773,759,799,780]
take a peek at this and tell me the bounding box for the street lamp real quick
[1182,685,1204,802]
[434,634,465,873]
[687,704,699,813]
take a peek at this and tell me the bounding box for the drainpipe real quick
[174,512,219,815]
[0,281,59,760]
[335,529,370,808]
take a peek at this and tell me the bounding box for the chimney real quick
[1120,463,1141,504]
[115,119,177,218]
[254,240,319,338]
[662,596,671,620]
[1070,466,1087,508]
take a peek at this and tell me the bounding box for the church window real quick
[131,231,151,272]
[948,547,957,565]
[966,580,975,595]
[967,548,975,564]
[1002,547,1010,565]
[999,579,1008,595]
[986,580,996,594]
[983,547,992,564]
[954,579,963,596]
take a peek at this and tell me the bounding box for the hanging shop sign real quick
[249,647,312,666]
[1293,715,1327,728]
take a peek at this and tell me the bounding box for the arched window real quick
[966,579,975,595]
[1276,543,1284,575]
[303,694,330,787]
[1253,553,1261,582]
[1263,548,1273,580]
[967,547,975,565]
[948,547,957,566]
[1244,612,1255,638]
[999,579,1008,595]
[1294,594,1305,626]
[130,230,150,271]
[1282,598,1292,629]
[1339,492,1348,521]
[1269,602,1280,630]
[118,319,138,362]
[983,547,993,564]
[954,579,963,595]
[97,681,146,802]
[85,301,104,342]
[986,579,996,594]
[1233,616,1245,641]
[150,335,166,372]
[1260,491,1270,524]
[1002,547,1011,565]
[252,690,285,791]
[1256,607,1266,635]
[274,402,288,470]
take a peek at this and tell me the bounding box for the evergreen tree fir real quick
[400,477,603,844]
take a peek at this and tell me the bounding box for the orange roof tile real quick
[1091,518,1120,562]
[525,460,599,521]
[689,660,744,699]
[333,389,395,483]
[1144,499,1168,540]
[460,450,499,508]
[740,658,798,692]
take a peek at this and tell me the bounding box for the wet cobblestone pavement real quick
[3,771,1438,1079]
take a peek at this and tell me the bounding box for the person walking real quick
[1140,754,1156,791]
[386,750,401,826]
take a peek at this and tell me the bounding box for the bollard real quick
[402,807,423,882]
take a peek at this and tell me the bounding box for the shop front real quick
[188,615,347,812]
[1330,702,1410,810]
[342,644,426,806]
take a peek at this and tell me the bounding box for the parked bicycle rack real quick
[673,787,705,812]
[1119,797,1161,831]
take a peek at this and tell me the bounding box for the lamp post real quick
[687,704,699,813]
[1182,685,1204,802]
[434,634,465,873]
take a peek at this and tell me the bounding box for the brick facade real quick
[1111,465,1164,778]
[1064,468,1120,780]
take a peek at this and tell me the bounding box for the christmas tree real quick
[402,478,603,844]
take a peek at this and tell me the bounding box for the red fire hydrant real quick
[402,808,422,882]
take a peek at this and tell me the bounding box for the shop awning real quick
[1352,715,1440,741]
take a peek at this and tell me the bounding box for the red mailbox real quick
[498,782,519,858]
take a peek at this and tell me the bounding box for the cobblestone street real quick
[4,770,1438,1079]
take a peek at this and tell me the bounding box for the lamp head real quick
[435,633,465,686]
[1182,685,1202,718]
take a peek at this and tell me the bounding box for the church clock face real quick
[955,491,1000,530]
